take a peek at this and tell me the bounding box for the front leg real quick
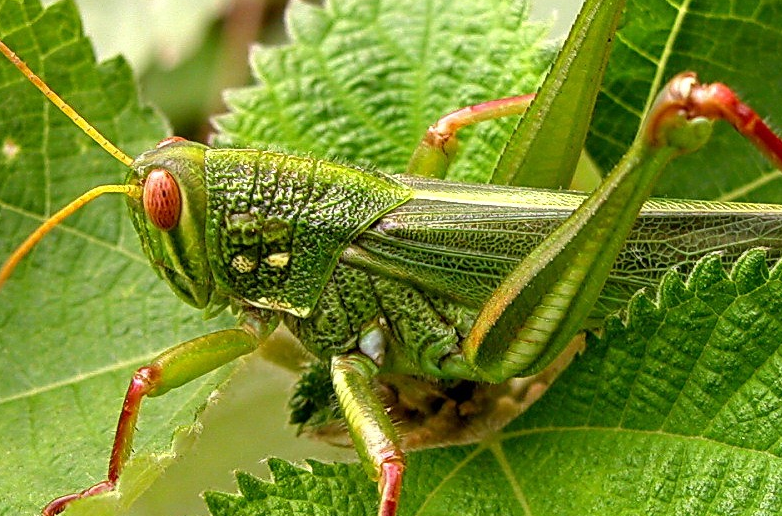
[331,354,405,516]
[43,328,260,515]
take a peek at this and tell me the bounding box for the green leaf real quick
[587,0,782,202]
[212,0,554,184]
[207,250,782,515]
[0,0,232,514]
[205,461,378,516]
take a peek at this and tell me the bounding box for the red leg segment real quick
[379,457,406,516]
[42,366,160,515]
[41,328,259,515]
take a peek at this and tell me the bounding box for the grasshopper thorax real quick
[127,139,217,309]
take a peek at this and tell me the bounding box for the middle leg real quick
[331,353,405,516]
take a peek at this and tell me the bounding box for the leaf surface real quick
[213,0,553,183]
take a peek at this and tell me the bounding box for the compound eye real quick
[143,168,181,231]
[156,136,187,148]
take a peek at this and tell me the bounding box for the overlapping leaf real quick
[213,0,554,183]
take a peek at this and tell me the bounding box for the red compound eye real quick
[143,168,181,231]
[155,136,187,148]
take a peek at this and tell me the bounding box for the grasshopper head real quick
[127,138,216,308]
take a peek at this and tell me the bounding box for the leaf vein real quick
[488,441,532,516]
[0,352,156,406]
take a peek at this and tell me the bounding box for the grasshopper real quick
[3,2,782,516]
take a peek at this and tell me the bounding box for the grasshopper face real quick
[126,139,216,308]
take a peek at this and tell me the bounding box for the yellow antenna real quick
[0,40,134,166]
[0,185,142,288]
[0,40,144,288]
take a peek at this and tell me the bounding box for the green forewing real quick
[353,176,782,321]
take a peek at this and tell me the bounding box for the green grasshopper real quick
[4,2,782,516]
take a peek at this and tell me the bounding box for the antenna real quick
[0,41,135,166]
[0,40,143,288]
